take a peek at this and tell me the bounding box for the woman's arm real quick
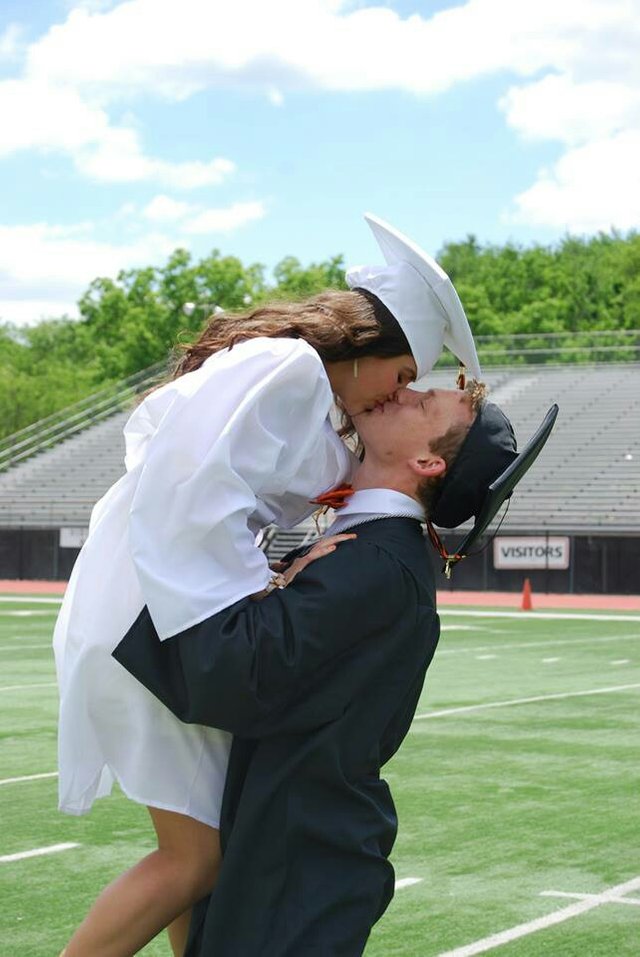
[125,338,334,640]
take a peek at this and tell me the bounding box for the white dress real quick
[53,337,355,828]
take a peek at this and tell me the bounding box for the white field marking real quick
[612,659,631,665]
[542,658,560,663]
[0,644,51,652]
[0,842,78,863]
[476,655,497,660]
[541,890,640,907]
[395,878,423,889]
[440,625,487,632]
[436,875,640,957]
[437,633,640,656]
[0,597,62,604]
[413,683,640,721]
[439,610,640,623]
[0,632,53,645]
[0,682,57,692]
[2,610,56,617]
[0,771,58,786]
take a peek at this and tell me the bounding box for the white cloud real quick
[0,221,178,323]
[0,299,81,325]
[9,0,637,232]
[181,201,267,234]
[142,195,193,223]
[267,87,284,107]
[0,79,109,155]
[500,70,640,230]
[500,74,640,146]
[141,196,266,232]
[508,130,640,233]
[491,2,640,231]
[0,23,24,62]
[74,127,235,188]
[62,0,121,11]
[0,221,175,287]
[19,0,638,100]
[0,77,235,189]
[2,0,639,235]
[0,197,266,324]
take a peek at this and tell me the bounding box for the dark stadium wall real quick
[0,529,77,581]
[0,528,638,595]
[431,533,640,595]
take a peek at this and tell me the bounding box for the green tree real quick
[2,232,639,443]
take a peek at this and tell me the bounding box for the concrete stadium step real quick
[0,362,638,535]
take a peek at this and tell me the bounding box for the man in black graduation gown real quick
[114,384,556,956]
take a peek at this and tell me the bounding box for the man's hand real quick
[283,534,357,586]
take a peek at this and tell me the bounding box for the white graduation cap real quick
[346,213,481,386]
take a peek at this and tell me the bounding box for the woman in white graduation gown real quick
[55,215,481,957]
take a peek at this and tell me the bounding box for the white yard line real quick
[0,843,78,863]
[0,682,57,692]
[414,683,640,721]
[0,771,58,786]
[541,890,640,907]
[440,625,485,632]
[395,878,423,889]
[439,610,640,623]
[436,876,640,957]
[0,611,55,617]
[0,597,62,604]
[437,634,640,656]
[2,635,54,642]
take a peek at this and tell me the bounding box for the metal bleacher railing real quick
[441,328,640,365]
[0,361,168,473]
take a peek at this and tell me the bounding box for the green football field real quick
[1,596,639,956]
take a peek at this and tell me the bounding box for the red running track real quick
[1,579,639,610]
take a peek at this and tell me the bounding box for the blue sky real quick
[1,0,638,324]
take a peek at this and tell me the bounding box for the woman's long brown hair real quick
[171,289,411,378]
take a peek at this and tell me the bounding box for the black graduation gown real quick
[113,517,440,956]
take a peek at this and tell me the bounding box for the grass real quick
[0,597,638,955]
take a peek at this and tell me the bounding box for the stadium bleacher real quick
[0,362,638,586]
[1,362,638,531]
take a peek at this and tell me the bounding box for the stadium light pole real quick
[182,302,225,318]
[182,294,253,318]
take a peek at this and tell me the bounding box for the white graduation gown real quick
[53,337,355,827]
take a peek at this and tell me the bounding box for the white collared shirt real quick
[325,488,425,535]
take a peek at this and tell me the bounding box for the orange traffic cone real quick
[521,577,533,611]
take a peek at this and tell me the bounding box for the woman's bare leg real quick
[166,908,195,956]
[149,808,220,957]
[62,807,221,957]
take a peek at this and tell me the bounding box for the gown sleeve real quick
[113,540,425,737]
[126,338,333,640]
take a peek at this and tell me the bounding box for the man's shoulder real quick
[349,517,429,557]
[325,518,436,601]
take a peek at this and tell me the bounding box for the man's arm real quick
[114,540,416,737]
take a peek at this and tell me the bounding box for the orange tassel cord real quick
[309,483,355,512]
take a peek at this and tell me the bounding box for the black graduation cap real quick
[427,402,559,577]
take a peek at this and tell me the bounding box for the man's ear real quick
[408,455,446,479]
